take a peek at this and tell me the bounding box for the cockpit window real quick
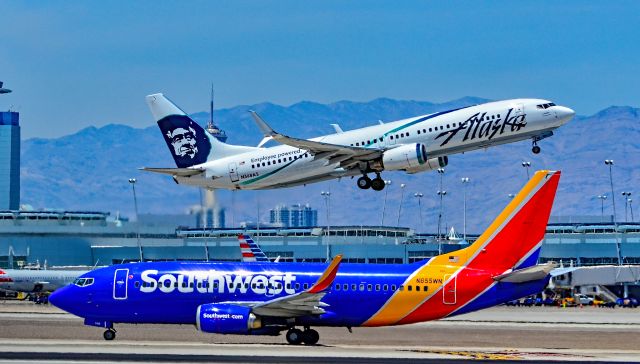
[73,277,94,287]
[536,103,557,109]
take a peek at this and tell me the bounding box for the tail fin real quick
[238,234,270,262]
[459,170,561,271]
[146,93,255,168]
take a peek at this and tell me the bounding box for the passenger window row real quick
[251,153,309,169]
[332,283,428,293]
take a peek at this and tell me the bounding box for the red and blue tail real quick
[363,170,561,326]
[238,234,270,262]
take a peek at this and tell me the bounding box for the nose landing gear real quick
[103,328,116,341]
[532,144,541,154]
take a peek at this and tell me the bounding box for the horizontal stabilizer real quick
[493,262,557,283]
[140,167,204,177]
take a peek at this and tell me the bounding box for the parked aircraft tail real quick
[238,234,270,262]
[145,93,255,168]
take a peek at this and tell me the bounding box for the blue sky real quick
[2,1,639,138]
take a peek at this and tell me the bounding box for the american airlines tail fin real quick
[459,170,560,272]
[145,93,256,168]
[238,234,270,262]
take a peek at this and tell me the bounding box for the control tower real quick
[0,81,19,210]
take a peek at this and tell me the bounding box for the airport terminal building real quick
[1,210,639,269]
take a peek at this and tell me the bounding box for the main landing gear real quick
[357,173,386,191]
[103,328,116,341]
[286,327,320,345]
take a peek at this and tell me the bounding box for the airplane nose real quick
[49,285,74,313]
[555,106,575,121]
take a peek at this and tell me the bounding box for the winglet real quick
[308,254,343,293]
[249,111,277,137]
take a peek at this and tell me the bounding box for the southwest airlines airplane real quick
[50,170,560,344]
[142,94,573,191]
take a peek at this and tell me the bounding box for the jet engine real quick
[381,144,448,173]
[196,303,262,334]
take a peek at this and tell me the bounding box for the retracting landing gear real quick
[357,176,372,190]
[285,327,320,345]
[531,131,554,154]
[357,173,386,191]
[371,173,385,191]
[531,141,541,154]
[103,328,116,341]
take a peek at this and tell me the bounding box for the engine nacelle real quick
[405,155,448,174]
[382,144,428,171]
[381,144,448,174]
[196,303,262,334]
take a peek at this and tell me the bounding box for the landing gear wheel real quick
[532,145,541,154]
[103,329,116,341]
[286,328,304,345]
[302,329,320,345]
[371,177,385,191]
[357,176,372,190]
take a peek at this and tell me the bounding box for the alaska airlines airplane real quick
[0,268,87,293]
[50,170,560,344]
[142,94,574,191]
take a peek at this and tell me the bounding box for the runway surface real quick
[0,301,639,362]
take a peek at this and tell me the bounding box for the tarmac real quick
[0,300,639,362]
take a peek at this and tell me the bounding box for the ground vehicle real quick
[616,297,639,308]
[573,294,593,305]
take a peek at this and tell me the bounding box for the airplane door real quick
[513,103,524,117]
[386,134,396,147]
[113,268,129,300]
[443,274,456,305]
[228,163,239,183]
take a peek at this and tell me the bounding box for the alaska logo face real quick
[157,115,212,168]
[435,108,527,147]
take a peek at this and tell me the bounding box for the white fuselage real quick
[178,99,573,190]
[0,269,87,293]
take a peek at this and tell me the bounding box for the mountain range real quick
[20,97,640,233]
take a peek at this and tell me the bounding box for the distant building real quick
[270,203,317,227]
[0,111,20,210]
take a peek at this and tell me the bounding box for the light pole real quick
[397,183,406,227]
[629,198,635,222]
[437,190,447,239]
[604,159,622,265]
[321,191,331,234]
[521,161,531,180]
[437,168,445,240]
[380,180,392,226]
[622,192,632,222]
[461,177,470,241]
[597,195,607,218]
[414,193,424,232]
[604,160,617,222]
[321,191,331,260]
[128,178,143,262]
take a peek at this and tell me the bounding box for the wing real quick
[249,111,382,168]
[243,254,342,317]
